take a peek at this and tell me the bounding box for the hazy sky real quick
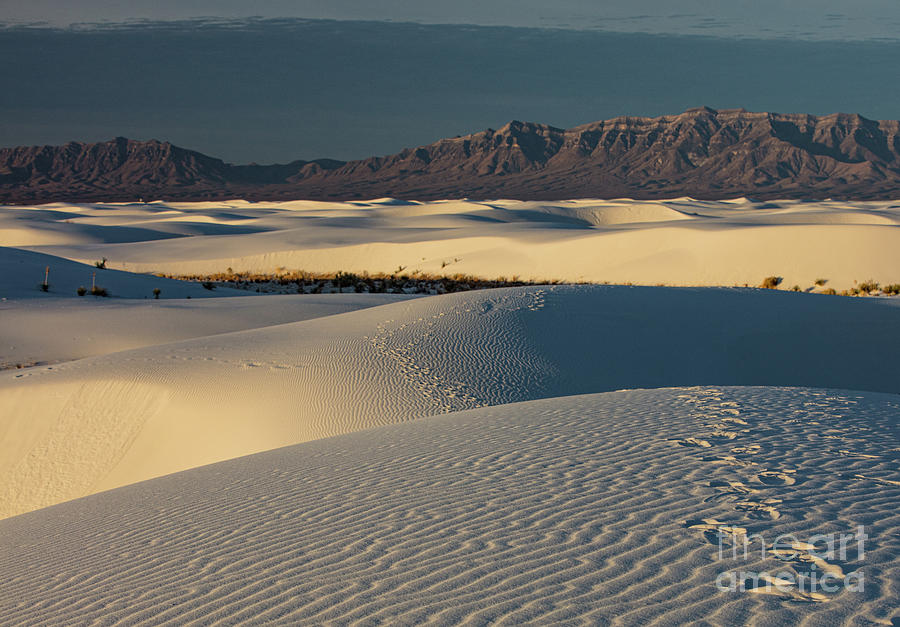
[5,0,900,41]
[3,7,900,162]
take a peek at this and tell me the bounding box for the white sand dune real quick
[2,197,899,625]
[4,197,900,290]
[1,386,897,625]
[2,285,898,519]
[0,246,247,300]
[0,293,417,369]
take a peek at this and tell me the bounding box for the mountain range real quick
[3,107,900,203]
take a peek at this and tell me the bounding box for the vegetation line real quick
[154,270,900,297]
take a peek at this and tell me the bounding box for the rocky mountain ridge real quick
[3,108,900,202]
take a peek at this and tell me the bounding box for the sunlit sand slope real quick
[5,197,900,290]
[1,387,897,625]
[1,285,898,518]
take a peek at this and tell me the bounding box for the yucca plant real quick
[40,265,50,292]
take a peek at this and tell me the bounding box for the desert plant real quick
[153,288,161,299]
[91,285,109,297]
[882,284,900,295]
[77,286,87,296]
[94,257,107,269]
[334,271,359,290]
[201,281,216,291]
[150,269,572,295]
[858,279,880,295]
[814,278,828,286]
[39,265,50,292]
[760,276,782,289]
[791,285,801,292]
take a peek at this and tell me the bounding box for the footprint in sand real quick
[705,421,749,432]
[683,518,748,547]
[831,449,880,460]
[676,389,873,605]
[755,469,798,486]
[770,541,849,581]
[737,541,849,603]
[704,480,763,504]
[705,429,742,441]
[841,473,900,487]
[743,573,829,603]
[734,498,782,520]
[707,479,759,495]
[701,454,758,468]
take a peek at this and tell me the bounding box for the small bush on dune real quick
[791,285,801,292]
[333,271,358,291]
[882,284,900,295]
[153,288,161,299]
[94,257,107,269]
[77,286,87,296]
[201,281,216,291]
[821,287,837,295]
[91,285,109,297]
[814,278,828,286]
[858,279,880,295]
[760,276,782,289]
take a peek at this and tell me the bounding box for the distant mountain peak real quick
[3,108,900,203]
